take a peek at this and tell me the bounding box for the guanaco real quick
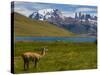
[21,47,48,70]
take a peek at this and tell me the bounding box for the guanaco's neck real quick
[41,48,46,56]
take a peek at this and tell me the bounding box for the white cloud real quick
[14,1,53,10]
[14,1,23,5]
[14,7,33,17]
[76,7,97,12]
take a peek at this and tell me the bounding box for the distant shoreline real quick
[15,37,96,42]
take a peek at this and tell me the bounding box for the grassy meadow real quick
[14,41,97,74]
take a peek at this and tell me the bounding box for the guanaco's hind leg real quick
[23,57,29,70]
[23,58,27,70]
[26,61,29,70]
[34,58,39,68]
[24,60,26,70]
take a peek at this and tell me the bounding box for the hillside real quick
[13,12,75,37]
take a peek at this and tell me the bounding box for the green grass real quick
[13,12,75,37]
[14,41,97,74]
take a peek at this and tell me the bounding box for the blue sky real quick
[13,1,97,17]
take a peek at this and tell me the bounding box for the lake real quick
[15,37,96,42]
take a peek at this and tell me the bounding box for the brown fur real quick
[21,48,48,70]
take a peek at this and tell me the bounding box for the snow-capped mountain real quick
[28,8,97,36]
[29,8,64,21]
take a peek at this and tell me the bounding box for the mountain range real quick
[28,8,97,37]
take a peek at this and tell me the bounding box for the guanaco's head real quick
[41,47,48,56]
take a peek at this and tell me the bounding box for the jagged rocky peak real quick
[29,8,64,20]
